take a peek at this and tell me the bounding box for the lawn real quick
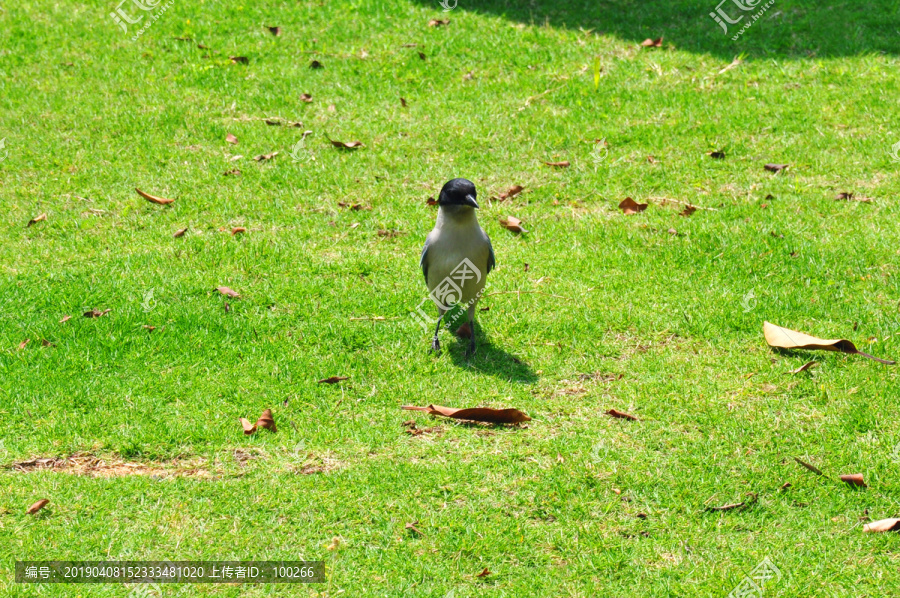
[2,0,900,596]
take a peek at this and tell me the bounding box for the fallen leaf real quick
[455,322,472,338]
[764,321,895,365]
[223,169,241,176]
[26,499,49,515]
[794,457,823,476]
[400,97,408,107]
[668,228,678,235]
[231,227,246,235]
[84,309,111,318]
[835,192,872,203]
[426,196,438,206]
[267,26,281,36]
[497,185,524,201]
[143,325,155,331]
[864,518,900,533]
[640,37,663,47]
[429,18,450,27]
[679,205,697,217]
[401,404,531,424]
[475,568,491,578]
[229,56,249,64]
[27,213,47,227]
[499,216,527,233]
[300,93,313,102]
[226,133,238,145]
[60,315,72,323]
[605,408,638,421]
[41,339,55,347]
[254,151,278,161]
[265,118,282,126]
[136,188,175,205]
[840,473,867,488]
[310,60,324,69]
[418,51,426,60]
[765,194,774,200]
[764,163,788,173]
[647,155,657,163]
[780,482,792,490]
[224,302,230,313]
[618,198,648,215]
[174,228,188,237]
[256,408,277,432]
[18,339,29,350]
[318,376,349,384]
[707,150,725,159]
[544,160,570,168]
[327,137,364,149]
[405,521,424,535]
[788,361,817,374]
[216,286,240,299]
[463,70,474,80]
[239,417,256,435]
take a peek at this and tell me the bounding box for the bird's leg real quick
[431,310,445,353]
[465,304,477,358]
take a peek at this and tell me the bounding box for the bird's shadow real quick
[445,329,538,383]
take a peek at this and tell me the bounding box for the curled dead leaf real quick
[794,457,823,476]
[618,198,648,215]
[864,518,900,533]
[231,227,247,235]
[496,185,524,201]
[136,188,175,205]
[475,568,491,578]
[318,376,349,384]
[788,361,817,375]
[216,286,240,299]
[254,151,278,161]
[224,169,241,176]
[707,150,725,159]
[405,521,424,535]
[327,137,364,149]
[18,339,29,350]
[239,417,257,435]
[27,213,47,227]
[499,216,527,233]
[764,163,788,173]
[256,408,277,433]
[310,60,324,69]
[544,160,570,168]
[679,205,697,217]
[60,315,72,323]
[267,26,281,36]
[84,309,111,318]
[429,18,450,27]
[26,499,50,515]
[764,322,895,365]
[400,97,407,107]
[401,404,531,424]
[840,473,867,488]
[229,56,249,64]
[605,408,638,421]
[174,228,188,238]
[640,37,663,47]
[226,133,238,145]
[300,93,313,102]
[426,196,438,206]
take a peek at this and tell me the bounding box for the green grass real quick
[2,0,900,595]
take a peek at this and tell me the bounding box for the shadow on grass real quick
[413,0,900,59]
[447,331,538,383]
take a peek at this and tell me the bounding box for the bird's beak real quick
[463,194,479,209]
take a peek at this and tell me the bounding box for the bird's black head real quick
[438,178,478,209]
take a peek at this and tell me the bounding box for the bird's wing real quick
[420,236,432,283]
[486,234,496,274]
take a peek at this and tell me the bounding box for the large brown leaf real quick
[26,499,50,514]
[764,322,895,365]
[136,188,175,205]
[864,518,900,533]
[618,198,648,215]
[499,216,527,233]
[401,404,531,424]
[840,473,866,488]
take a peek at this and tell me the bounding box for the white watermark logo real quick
[889,140,900,163]
[591,139,608,164]
[126,582,162,598]
[710,0,776,39]
[727,557,781,598]
[289,137,312,163]
[891,442,900,462]
[140,288,157,313]
[414,258,482,330]
[0,138,7,162]
[438,0,457,11]
[110,0,176,41]
[741,289,757,313]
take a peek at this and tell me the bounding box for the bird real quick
[420,178,495,357]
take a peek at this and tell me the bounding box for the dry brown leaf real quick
[401,404,531,424]
[618,198,648,215]
[605,408,638,421]
[230,56,249,64]
[254,151,278,161]
[405,521,424,535]
[840,473,867,488]
[41,339,55,347]
[310,60,324,69]
[18,339,29,350]
[239,417,257,435]
[764,163,788,173]
[544,160,570,168]
[136,188,175,205]
[429,18,450,27]
[300,93,313,102]
[224,169,241,176]
[426,196,438,206]
[327,138,364,149]
[788,361,817,375]
[496,185,524,201]
[499,216,527,233]
[679,205,697,217]
[60,315,72,323]
[27,213,47,227]
[226,133,238,145]
[418,51,426,60]
[400,97,408,107]
[475,567,491,578]
[864,518,900,533]
[267,26,281,36]
[265,118,282,126]
[143,326,155,331]
[216,286,240,299]
[640,37,663,47]
[794,457,823,476]
[231,227,246,235]
[455,322,473,339]
[256,408,277,432]
[84,309,111,318]
[835,192,872,203]
[174,228,188,238]
[707,494,757,512]
[318,376,349,384]
[764,321,895,365]
[26,499,49,515]
[707,150,725,159]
